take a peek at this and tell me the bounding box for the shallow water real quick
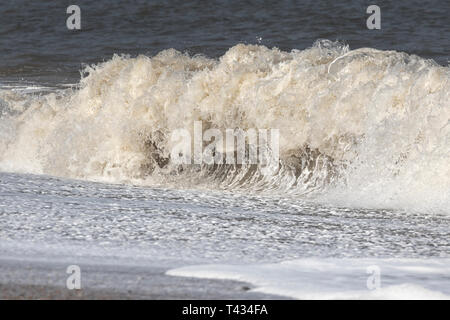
[1,171,449,298]
[1,171,449,262]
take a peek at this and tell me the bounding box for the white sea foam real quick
[167,258,450,299]
[0,40,449,212]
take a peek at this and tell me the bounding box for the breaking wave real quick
[0,40,449,212]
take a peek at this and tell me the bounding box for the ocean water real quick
[0,0,449,299]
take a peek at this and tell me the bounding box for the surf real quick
[0,40,449,212]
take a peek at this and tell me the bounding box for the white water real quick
[1,41,449,213]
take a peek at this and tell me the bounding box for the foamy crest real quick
[0,40,449,212]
